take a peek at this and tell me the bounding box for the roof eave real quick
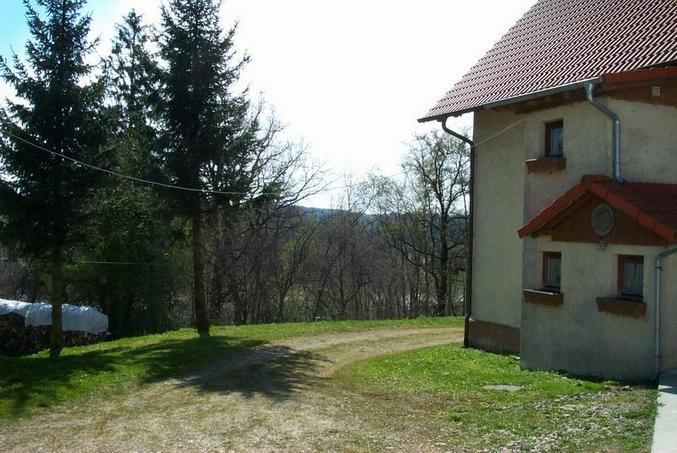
[417,107,476,123]
[602,64,677,85]
[419,77,604,124]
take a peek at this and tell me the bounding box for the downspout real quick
[440,118,474,348]
[655,247,677,377]
[584,82,623,183]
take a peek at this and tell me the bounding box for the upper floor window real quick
[545,120,564,157]
[543,252,561,292]
[618,255,643,300]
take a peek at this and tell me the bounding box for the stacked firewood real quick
[0,313,106,356]
[0,313,48,355]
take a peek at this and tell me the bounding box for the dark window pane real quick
[549,126,563,156]
[544,254,561,289]
[545,120,564,157]
[621,259,643,297]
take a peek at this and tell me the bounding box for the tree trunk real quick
[275,292,286,323]
[437,222,449,316]
[210,256,225,322]
[49,248,64,359]
[210,210,227,322]
[275,271,290,323]
[192,192,210,337]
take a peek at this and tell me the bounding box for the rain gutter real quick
[585,82,623,182]
[655,247,677,377]
[440,118,474,348]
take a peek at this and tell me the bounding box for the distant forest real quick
[0,0,469,355]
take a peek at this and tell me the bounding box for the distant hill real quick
[296,206,468,233]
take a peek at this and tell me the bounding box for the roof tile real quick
[637,211,658,230]
[519,176,677,242]
[422,0,677,121]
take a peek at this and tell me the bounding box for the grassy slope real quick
[0,317,460,420]
[335,344,657,452]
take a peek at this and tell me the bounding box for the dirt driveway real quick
[0,326,462,452]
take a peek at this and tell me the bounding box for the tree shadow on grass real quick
[175,345,333,401]
[0,335,259,418]
[0,335,330,418]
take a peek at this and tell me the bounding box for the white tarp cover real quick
[0,299,108,334]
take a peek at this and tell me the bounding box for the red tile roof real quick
[518,176,677,243]
[421,0,677,122]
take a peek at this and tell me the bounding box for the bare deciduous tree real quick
[368,130,470,316]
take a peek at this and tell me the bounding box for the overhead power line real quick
[471,120,524,148]
[73,260,173,266]
[1,118,523,197]
[0,257,173,266]
[1,129,281,197]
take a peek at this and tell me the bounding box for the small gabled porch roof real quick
[518,176,677,243]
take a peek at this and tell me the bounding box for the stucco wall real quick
[521,240,659,381]
[660,254,677,371]
[518,98,677,380]
[472,96,677,379]
[522,98,677,219]
[471,109,525,329]
[611,98,677,184]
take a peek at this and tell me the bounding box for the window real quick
[545,120,564,157]
[618,255,644,299]
[543,252,561,292]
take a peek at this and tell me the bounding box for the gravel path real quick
[0,326,462,452]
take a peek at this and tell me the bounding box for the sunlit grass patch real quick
[335,344,657,452]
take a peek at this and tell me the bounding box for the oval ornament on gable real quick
[591,204,615,237]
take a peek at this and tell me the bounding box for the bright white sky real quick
[0,0,536,207]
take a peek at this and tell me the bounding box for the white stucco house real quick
[420,0,677,381]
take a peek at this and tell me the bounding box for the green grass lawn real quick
[1,317,658,452]
[0,317,459,420]
[335,344,657,452]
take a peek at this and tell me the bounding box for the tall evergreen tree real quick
[0,0,107,357]
[109,10,160,166]
[73,10,176,338]
[107,9,163,185]
[159,0,259,337]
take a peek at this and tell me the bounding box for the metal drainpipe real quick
[585,82,624,183]
[655,247,677,377]
[440,118,474,348]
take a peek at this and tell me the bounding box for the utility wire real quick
[254,117,521,193]
[2,129,282,197]
[471,119,524,148]
[0,118,524,267]
[1,118,524,198]
[73,260,173,266]
[0,257,173,266]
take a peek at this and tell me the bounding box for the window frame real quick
[542,252,562,292]
[544,120,564,158]
[617,255,644,301]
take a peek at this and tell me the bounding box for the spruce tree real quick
[75,10,175,337]
[107,9,163,186]
[0,0,106,357]
[159,0,256,337]
[109,10,160,167]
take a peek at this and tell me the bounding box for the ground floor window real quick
[543,252,561,291]
[618,255,644,300]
